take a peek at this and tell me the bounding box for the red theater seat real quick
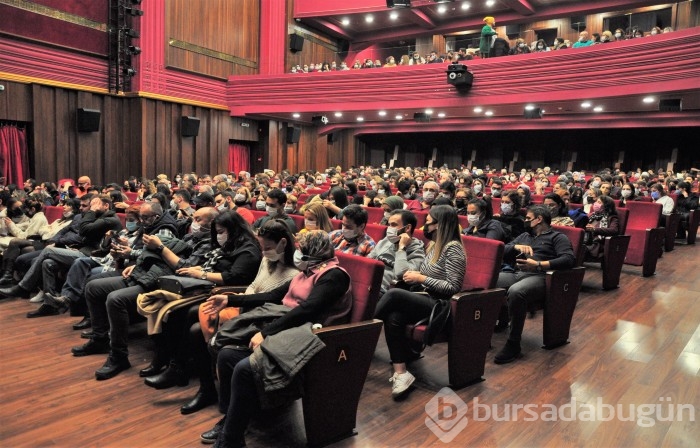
[302,253,384,447]
[623,202,665,277]
[361,206,385,225]
[43,205,63,224]
[124,191,139,202]
[289,214,304,231]
[363,223,387,244]
[688,209,699,245]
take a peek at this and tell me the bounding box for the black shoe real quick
[95,354,131,381]
[0,284,29,299]
[494,321,509,333]
[0,272,14,286]
[26,303,59,318]
[139,360,167,377]
[181,387,218,415]
[144,363,189,389]
[71,339,110,357]
[44,292,70,314]
[81,330,95,339]
[73,317,92,330]
[494,340,522,365]
[201,417,225,444]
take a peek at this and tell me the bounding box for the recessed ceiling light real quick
[462,2,471,10]
[395,115,403,120]
[390,12,399,20]
[341,18,350,26]
[365,15,374,23]
[581,101,592,108]
[357,116,364,121]
[292,113,300,118]
[643,96,655,103]
[437,112,446,118]
[525,105,535,111]
[378,111,387,116]
[486,0,496,7]
[437,5,447,13]
[593,106,603,112]
[425,109,433,115]
[474,107,483,113]
[485,110,494,116]
[334,112,343,117]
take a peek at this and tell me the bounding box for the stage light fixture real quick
[446,63,473,89]
[125,7,144,16]
[524,108,543,118]
[123,28,139,38]
[387,0,411,7]
[126,45,141,55]
[123,67,137,77]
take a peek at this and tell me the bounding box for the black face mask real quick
[358,186,367,191]
[455,199,467,209]
[9,208,24,218]
[423,223,436,241]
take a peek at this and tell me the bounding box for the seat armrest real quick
[210,285,249,295]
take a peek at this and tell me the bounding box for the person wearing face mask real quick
[583,196,620,260]
[298,202,334,236]
[493,190,525,239]
[283,194,299,215]
[323,187,350,219]
[408,181,439,212]
[583,187,601,215]
[0,198,80,286]
[533,38,549,52]
[215,192,254,225]
[471,179,486,198]
[375,205,466,399]
[0,198,47,250]
[328,204,376,257]
[494,205,575,364]
[543,193,574,227]
[74,176,92,198]
[509,38,531,55]
[380,196,405,225]
[572,31,594,48]
[251,189,297,235]
[618,181,638,208]
[462,198,507,242]
[30,204,145,319]
[674,181,699,240]
[369,210,425,296]
[614,28,625,41]
[171,190,195,221]
[454,189,472,215]
[650,183,675,216]
[198,230,351,446]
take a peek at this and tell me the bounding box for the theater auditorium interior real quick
[0,0,699,447]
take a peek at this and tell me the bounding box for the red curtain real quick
[228,142,250,175]
[0,124,29,186]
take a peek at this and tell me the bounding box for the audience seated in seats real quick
[584,196,620,260]
[407,181,438,212]
[251,189,297,234]
[215,191,254,225]
[544,193,574,227]
[284,194,299,215]
[144,219,296,415]
[462,198,508,242]
[0,197,48,250]
[374,205,466,399]
[322,187,349,219]
[0,196,122,306]
[298,202,333,235]
[368,210,426,296]
[454,188,472,215]
[171,189,196,220]
[583,186,601,215]
[379,196,404,225]
[494,190,525,239]
[509,38,531,55]
[27,204,144,319]
[618,181,639,208]
[328,204,376,257]
[517,183,532,207]
[494,205,576,364]
[674,181,699,239]
[198,230,352,446]
[650,183,675,216]
[0,199,79,285]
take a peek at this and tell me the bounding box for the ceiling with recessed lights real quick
[294,0,667,45]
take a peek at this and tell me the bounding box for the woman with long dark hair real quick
[584,195,619,260]
[374,205,466,399]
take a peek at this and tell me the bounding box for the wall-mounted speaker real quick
[76,108,101,132]
[181,116,200,137]
[327,132,338,144]
[414,112,431,123]
[387,0,411,7]
[505,24,520,37]
[524,108,543,119]
[286,126,301,144]
[290,34,304,52]
[659,99,682,112]
[570,16,587,30]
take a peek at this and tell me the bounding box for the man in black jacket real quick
[71,202,189,381]
[0,196,121,305]
[494,205,576,364]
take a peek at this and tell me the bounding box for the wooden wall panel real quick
[166,0,260,79]
[0,81,32,122]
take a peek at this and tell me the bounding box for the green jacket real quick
[479,25,497,55]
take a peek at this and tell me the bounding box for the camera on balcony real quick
[446,64,473,89]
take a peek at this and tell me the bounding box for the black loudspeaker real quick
[181,116,200,137]
[387,0,411,7]
[290,34,304,52]
[286,126,301,144]
[570,16,586,30]
[524,108,543,119]
[505,24,520,37]
[414,112,431,123]
[76,108,101,132]
[659,99,682,112]
[446,64,473,88]
[327,133,338,144]
[338,40,350,58]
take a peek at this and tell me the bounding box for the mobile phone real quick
[516,252,528,260]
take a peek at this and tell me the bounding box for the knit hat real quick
[483,16,495,24]
[383,195,404,211]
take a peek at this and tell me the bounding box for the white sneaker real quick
[29,290,45,303]
[389,371,415,398]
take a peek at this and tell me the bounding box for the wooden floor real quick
[1,242,698,448]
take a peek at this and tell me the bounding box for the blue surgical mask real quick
[125,221,139,232]
[651,191,660,200]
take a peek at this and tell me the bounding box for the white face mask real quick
[383,211,391,220]
[621,189,632,198]
[467,214,481,226]
[342,227,358,240]
[304,219,317,230]
[170,200,177,210]
[190,221,201,233]
[500,203,514,215]
[284,205,294,214]
[473,184,483,193]
[217,204,227,212]
[615,33,622,38]
[315,179,323,185]
[651,30,657,35]
[423,191,435,202]
[385,226,404,244]
[62,211,73,218]
[263,248,282,262]
[216,232,228,247]
[255,201,266,210]
[266,206,278,217]
[293,249,318,270]
[377,189,385,195]
[234,193,246,203]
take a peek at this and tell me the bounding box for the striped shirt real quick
[420,240,467,300]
